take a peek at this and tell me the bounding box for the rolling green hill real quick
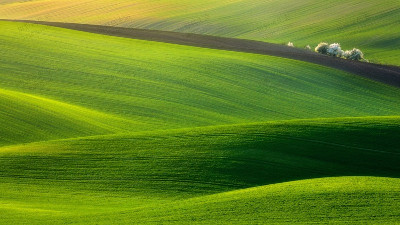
[1,117,400,224]
[0,0,399,65]
[1,21,400,145]
[1,21,400,224]
[84,176,400,224]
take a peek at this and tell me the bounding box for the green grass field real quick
[2,21,400,144]
[1,117,400,224]
[1,21,400,224]
[0,0,399,65]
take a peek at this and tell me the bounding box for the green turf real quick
[1,21,400,146]
[0,88,140,146]
[1,117,400,224]
[2,177,399,225]
[0,0,399,65]
[83,176,400,224]
[1,21,400,224]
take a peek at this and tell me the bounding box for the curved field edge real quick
[1,21,400,146]
[0,0,399,65]
[4,20,400,88]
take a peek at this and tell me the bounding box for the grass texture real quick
[1,21,400,224]
[0,0,399,65]
[1,21,400,145]
[1,117,400,224]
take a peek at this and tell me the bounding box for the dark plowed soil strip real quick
[4,19,400,88]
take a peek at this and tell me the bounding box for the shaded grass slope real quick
[1,21,400,141]
[1,117,400,224]
[0,0,399,65]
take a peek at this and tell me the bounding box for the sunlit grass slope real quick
[0,0,399,65]
[0,88,141,146]
[1,117,400,224]
[81,177,400,224]
[1,21,400,144]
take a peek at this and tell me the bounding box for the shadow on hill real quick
[1,117,400,197]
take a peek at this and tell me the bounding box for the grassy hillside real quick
[0,0,399,65]
[1,21,400,224]
[1,117,400,224]
[0,88,141,146]
[1,21,400,146]
[86,177,400,224]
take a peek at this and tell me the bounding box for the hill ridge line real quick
[2,19,400,88]
[64,176,400,221]
[162,176,400,201]
[0,86,139,127]
[2,115,398,151]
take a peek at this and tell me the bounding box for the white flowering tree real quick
[315,42,329,54]
[313,42,366,61]
[327,43,343,57]
[343,48,364,61]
